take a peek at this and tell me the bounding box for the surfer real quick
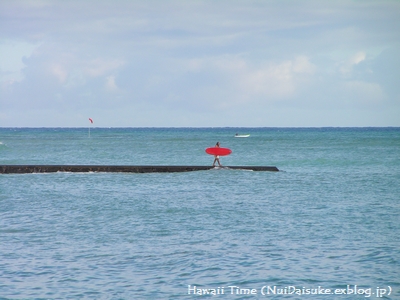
[212,142,222,167]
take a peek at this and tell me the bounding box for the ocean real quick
[0,127,399,299]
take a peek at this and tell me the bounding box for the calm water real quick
[0,127,399,299]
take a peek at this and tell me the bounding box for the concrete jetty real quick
[0,165,279,174]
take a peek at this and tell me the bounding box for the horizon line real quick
[1,126,399,129]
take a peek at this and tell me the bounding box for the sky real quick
[1,0,399,127]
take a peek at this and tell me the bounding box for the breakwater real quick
[0,165,279,174]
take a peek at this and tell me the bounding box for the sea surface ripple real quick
[0,127,399,299]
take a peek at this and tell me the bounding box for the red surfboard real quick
[205,147,232,156]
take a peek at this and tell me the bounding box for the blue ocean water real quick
[0,127,399,299]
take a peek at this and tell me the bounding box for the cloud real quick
[84,59,126,77]
[351,52,366,65]
[0,0,399,127]
[241,56,316,100]
[340,51,367,75]
[50,64,68,83]
[0,40,39,82]
[105,75,118,91]
[177,55,316,108]
[123,54,316,115]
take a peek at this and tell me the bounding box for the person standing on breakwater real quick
[213,142,222,167]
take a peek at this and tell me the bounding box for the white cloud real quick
[241,61,295,98]
[0,40,39,82]
[148,54,320,117]
[1,0,399,127]
[351,52,366,65]
[219,56,316,102]
[293,56,316,74]
[43,56,125,89]
[50,64,68,83]
[105,75,118,91]
[340,51,367,75]
[84,59,125,77]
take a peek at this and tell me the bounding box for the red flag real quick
[89,118,93,124]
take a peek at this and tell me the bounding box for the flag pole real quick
[88,118,93,138]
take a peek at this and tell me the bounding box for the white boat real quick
[234,134,250,138]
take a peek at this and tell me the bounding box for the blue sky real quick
[1,0,399,127]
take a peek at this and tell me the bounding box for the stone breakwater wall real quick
[0,165,279,174]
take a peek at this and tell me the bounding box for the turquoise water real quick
[0,128,399,299]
